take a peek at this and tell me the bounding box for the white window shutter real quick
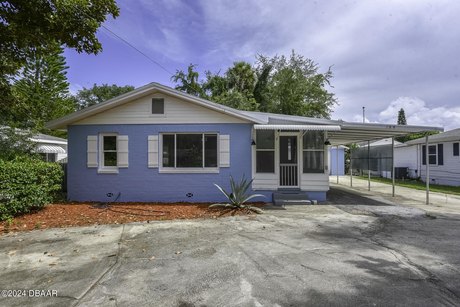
[117,135,129,168]
[220,134,230,167]
[87,135,98,168]
[148,135,159,168]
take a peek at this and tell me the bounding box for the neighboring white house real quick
[0,126,67,162]
[397,129,460,186]
[31,133,67,162]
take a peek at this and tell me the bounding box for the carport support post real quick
[426,135,430,204]
[336,145,339,184]
[350,148,353,187]
[367,140,371,191]
[392,137,395,197]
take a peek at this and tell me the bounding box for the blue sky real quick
[64,0,460,130]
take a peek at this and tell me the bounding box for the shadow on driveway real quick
[326,186,394,206]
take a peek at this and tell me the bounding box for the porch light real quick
[251,139,256,146]
[324,139,331,145]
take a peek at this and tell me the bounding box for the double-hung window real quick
[302,131,324,173]
[100,134,118,170]
[255,130,275,173]
[422,144,444,165]
[161,133,218,170]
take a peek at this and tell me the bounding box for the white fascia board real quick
[254,124,341,131]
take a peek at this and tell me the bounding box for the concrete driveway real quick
[1,187,460,307]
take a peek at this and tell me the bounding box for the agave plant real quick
[210,175,265,213]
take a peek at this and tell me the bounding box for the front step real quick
[273,191,311,206]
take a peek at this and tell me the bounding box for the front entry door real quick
[279,135,298,187]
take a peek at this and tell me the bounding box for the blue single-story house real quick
[46,83,441,203]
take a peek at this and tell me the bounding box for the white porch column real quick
[426,135,430,204]
[336,145,339,184]
[392,137,395,197]
[368,140,371,191]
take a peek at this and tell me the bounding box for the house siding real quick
[74,92,249,125]
[418,142,460,186]
[394,145,419,178]
[67,124,255,202]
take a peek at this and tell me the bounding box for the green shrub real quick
[0,158,63,221]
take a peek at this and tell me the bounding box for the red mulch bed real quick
[0,202,265,234]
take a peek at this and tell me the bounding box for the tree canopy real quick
[75,84,135,110]
[171,51,337,118]
[0,0,120,122]
[11,44,75,136]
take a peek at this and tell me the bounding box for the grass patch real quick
[357,176,460,196]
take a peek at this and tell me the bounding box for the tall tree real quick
[0,0,120,123]
[206,61,259,111]
[12,44,75,134]
[256,51,337,118]
[171,51,337,117]
[253,63,272,112]
[75,84,135,110]
[397,108,407,125]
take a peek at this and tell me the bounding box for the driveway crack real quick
[72,225,126,306]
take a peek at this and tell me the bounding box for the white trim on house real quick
[98,133,119,174]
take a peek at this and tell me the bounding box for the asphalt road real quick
[1,187,460,307]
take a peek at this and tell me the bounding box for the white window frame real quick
[302,131,325,174]
[150,97,167,118]
[159,132,219,173]
[428,144,437,165]
[98,133,119,174]
[255,130,276,174]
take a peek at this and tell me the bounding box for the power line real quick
[101,25,174,76]
[100,24,204,97]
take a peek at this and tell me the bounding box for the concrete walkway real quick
[330,176,460,216]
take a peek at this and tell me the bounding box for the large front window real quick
[302,131,324,173]
[256,130,275,173]
[162,133,218,168]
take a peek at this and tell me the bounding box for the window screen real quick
[302,131,324,173]
[255,130,275,173]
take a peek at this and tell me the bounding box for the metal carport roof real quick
[327,122,443,145]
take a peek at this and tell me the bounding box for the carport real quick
[326,122,443,204]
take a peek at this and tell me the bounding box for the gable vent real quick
[152,98,165,114]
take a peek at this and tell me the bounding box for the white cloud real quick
[378,97,460,131]
[93,0,460,129]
